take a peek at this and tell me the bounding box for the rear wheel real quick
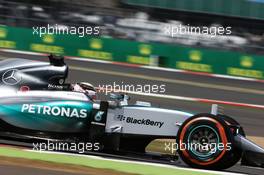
[176,113,242,170]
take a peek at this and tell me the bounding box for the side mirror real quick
[110,93,124,100]
[109,93,130,106]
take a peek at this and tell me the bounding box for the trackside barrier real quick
[0,26,264,79]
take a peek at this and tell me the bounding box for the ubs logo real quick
[2,69,22,85]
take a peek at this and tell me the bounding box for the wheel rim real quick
[187,125,220,160]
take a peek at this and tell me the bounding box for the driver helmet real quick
[72,82,97,100]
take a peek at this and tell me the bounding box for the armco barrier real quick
[0,26,264,79]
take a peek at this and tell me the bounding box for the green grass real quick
[0,147,217,175]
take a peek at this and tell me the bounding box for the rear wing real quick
[48,54,65,66]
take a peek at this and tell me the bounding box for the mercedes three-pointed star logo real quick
[2,69,22,85]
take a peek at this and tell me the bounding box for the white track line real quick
[0,49,263,83]
[71,65,264,95]
[96,87,264,110]
[26,150,246,175]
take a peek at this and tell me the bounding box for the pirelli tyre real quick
[176,113,242,170]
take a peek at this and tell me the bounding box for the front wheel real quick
[176,113,242,170]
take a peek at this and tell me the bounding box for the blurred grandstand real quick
[0,0,264,53]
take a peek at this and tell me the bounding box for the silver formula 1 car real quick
[0,56,263,170]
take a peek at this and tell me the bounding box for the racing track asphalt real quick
[0,51,263,175]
